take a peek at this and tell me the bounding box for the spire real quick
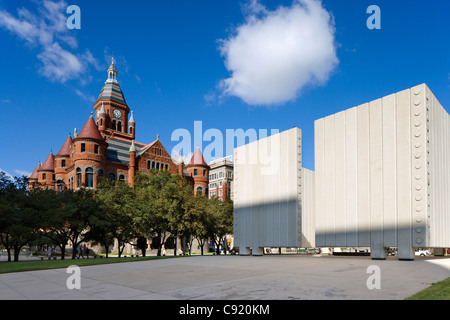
[107,57,118,82]
[178,152,183,165]
[129,140,136,153]
[74,128,78,139]
[29,162,42,180]
[96,61,127,105]
[99,102,106,115]
[188,147,208,166]
[57,134,73,155]
[40,152,55,171]
[129,111,135,123]
[78,114,104,140]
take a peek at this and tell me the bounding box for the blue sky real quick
[0,0,448,177]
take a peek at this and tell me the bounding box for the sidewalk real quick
[1,254,449,300]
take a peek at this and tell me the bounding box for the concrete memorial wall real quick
[314,84,450,260]
[233,128,315,255]
[233,83,449,260]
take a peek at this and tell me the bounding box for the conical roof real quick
[78,113,104,141]
[57,134,72,155]
[40,153,55,171]
[29,162,41,179]
[188,147,208,166]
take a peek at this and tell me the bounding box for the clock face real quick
[113,109,122,118]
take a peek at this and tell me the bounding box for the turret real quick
[186,147,210,196]
[128,140,136,185]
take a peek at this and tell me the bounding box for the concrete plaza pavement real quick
[1,254,450,300]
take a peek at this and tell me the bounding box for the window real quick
[194,169,198,176]
[165,164,169,170]
[86,168,94,188]
[219,171,223,178]
[147,161,151,170]
[98,169,104,177]
[112,120,117,130]
[117,121,122,132]
[196,186,203,196]
[61,159,66,167]
[81,143,85,152]
[108,173,116,181]
[209,173,217,180]
[219,190,223,197]
[152,161,156,169]
[219,181,222,188]
[203,169,206,176]
[76,168,82,188]
[118,174,125,182]
[156,162,160,171]
[228,171,232,179]
[210,191,216,198]
[42,173,46,180]
[94,145,99,154]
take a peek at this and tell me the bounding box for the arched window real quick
[86,168,94,188]
[118,174,125,182]
[152,161,156,169]
[117,121,122,132]
[108,173,116,185]
[147,161,151,170]
[165,163,169,171]
[112,120,117,130]
[98,169,104,177]
[156,162,160,171]
[196,186,203,196]
[76,168,82,188]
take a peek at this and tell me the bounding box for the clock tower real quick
[94,58,135,141]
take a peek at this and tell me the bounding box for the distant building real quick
[208,156,234,201]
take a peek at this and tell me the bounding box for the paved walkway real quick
[1,255,450,300]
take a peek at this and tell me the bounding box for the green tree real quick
[207,197,234,255]
[93,178,138,257]
[32,187,71,259]
[0,172,39,262]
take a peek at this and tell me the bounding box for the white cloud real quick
[217,0,338,106]
[0,0,98,83]
[14,169,32,177]
[0,169,14,180]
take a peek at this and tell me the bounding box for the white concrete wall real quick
[427,86,450,248]
[233,128,315,255]
[314,84,450,260]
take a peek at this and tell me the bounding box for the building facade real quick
[28,61,211,194]
[208,156,234,201]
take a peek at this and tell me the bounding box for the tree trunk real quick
[174,237,177,256]
[59,245,66,260]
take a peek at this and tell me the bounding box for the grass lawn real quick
[0,255,186,274]
[406,277,450,300]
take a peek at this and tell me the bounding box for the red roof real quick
[78,116,104,141]
[29,163,41,179]
[188,147,208,166]
[57,135,73,155]
[40,153,54,171]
